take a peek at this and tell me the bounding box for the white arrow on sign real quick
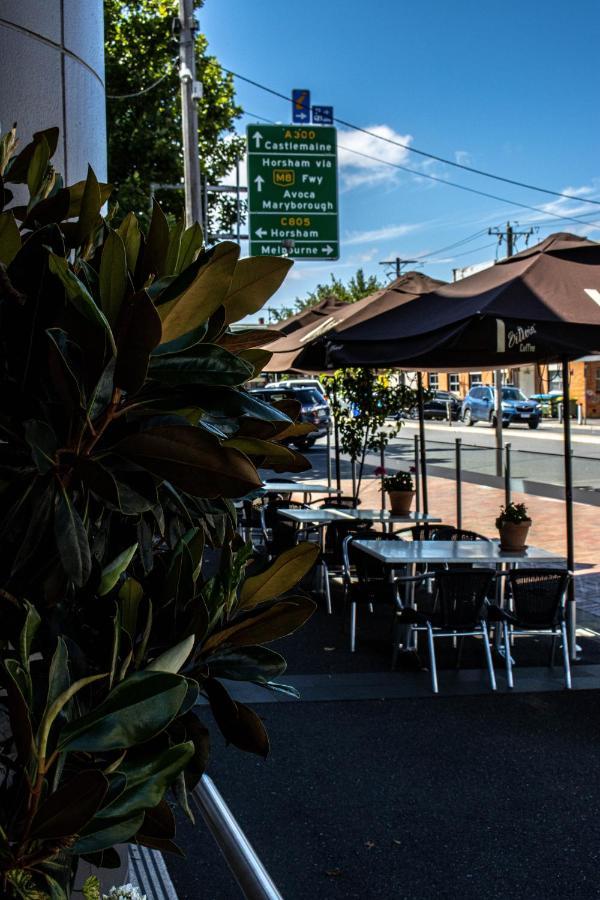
[252,131,263,148]
[254,175,265,192]
[255,227,267,238]
[323,245,334,255]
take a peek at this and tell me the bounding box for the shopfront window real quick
[428,372,439,390]
[448,373,460,393]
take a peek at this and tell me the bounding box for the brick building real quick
[426,357,600,418]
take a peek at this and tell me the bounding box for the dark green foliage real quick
[271,268,383,322]
[0,127,315,898]
[104,0,245,232]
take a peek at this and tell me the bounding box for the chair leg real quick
[426,623,439,693]
[323,562,332,615]
[561,622,572,690]
[455,635,464,670]
[549,630,558,667]
[391,614,401,670]
[503,622,514,689]
[350,602,357,652]
[481,621,497,691]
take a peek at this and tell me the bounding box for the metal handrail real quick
[193,775,284,900]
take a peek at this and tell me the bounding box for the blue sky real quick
[201,0,600,316]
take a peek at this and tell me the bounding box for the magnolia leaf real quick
[115,425,262,498]
[24,419,58,473]
[177,222,203,273]
[224,436,297,469]
[148,342,253,387]
[116,211,142,273]
[57,670,188,752]
[41,637,70,727]
[99,543,138,596]
[99,228,128,327]
[206,645,287,683]
[165,220,184,275]
[66,176,112,218]
[72,812,145,854]
[31,770,109,839]
[237,348,273,378]
[38,673,107,760]
[217,327,282,352]
[0,210,21,264]
[202,596,316,654]
[140,199,170,281]
[48,253,115,351]
[118,578,144,636]
[159,242,239,344]
[54,486,92,587]
[147,635,194,673]
[27,134,50,197]
[204,678,269,757]
[74,165,102,244]
[114,289,162,394]
[19,601,41,672]
[223,256,292,324]
[239,542,320,610]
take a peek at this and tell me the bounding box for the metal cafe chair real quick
[343,533,406,653]
[490,568,572,690]
[393,568,497,693]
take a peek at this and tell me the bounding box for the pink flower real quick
[374,466,386,476]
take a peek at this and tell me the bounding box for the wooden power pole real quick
[177,0,203,229]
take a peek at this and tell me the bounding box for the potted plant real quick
[383,471,416,515]
[495,502,532,551]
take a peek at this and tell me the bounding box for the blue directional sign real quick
[312,105,334,125]
[292,89,311,123]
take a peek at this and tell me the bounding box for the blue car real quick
[461,384,542,429]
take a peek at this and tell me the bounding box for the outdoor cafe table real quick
[352,539,565,652]
[256,482,341,498]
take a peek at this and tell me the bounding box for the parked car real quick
[408,390,461,421]
[461,384,542,429]
[249,385,331,450]
[268,378,327,398]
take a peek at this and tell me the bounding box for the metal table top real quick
[258,482,341,496]
[277,508,355,524]
[353,540,564,565]
[344,509,442,524]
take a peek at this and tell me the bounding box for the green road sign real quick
[246,124,339,260]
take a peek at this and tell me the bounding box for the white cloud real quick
[337,125,413,190]
[343,222,422,246]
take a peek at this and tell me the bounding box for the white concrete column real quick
[0,0,106,183]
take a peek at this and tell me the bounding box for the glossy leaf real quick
[206,645,287,683]
[239,542,320,610]
[223,256,292,324]
[204,678,269,757]
[114,289,162,394]
[217,327,282,352]
[48,253,115,350]
[96,741,194,820]
[177,222,203,273]
[31,770,109,839]
[0,210,21,264]
[27,135,50,197]
[57,670,188,752]
[115,425,262,498]
[54,486,92,587]
[99,228,128,327]
[117,211,142,273]
[139,199,169,282]
[148,342,253,387]
[4,127,59,183]
[158,242,239,343]
[164,220,184,275]
[66,174,112,218]
[19,600,41,672]
[202,596,316,653]
[236,348,273,378]
[38,673,107,760]
[147,635,194,673]
[223,436,297,469]
[99,543,138,596]
[119,578,144,636]
[24,419,58,473]
[73,812,145,854]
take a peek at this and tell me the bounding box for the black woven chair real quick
[343,533,406,652]
[394,568,497,693]
[492,568,571,689]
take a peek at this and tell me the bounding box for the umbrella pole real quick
[417,373,429,515]
[561,357,577,660]
[332,386,341,493]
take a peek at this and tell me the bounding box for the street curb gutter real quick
[129,845,179,900]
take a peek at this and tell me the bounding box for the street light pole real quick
[178,0,203,229]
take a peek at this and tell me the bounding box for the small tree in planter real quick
[323,368,417,502]
[382,471,415,515]
[0,126,319,899]
[495,502,531,551]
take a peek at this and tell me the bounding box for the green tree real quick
[271,268,383,321]
[104,0,245,230]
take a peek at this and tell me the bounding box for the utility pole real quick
[177,0,203,229]
[379,257,420,280]
[488,222,535,476]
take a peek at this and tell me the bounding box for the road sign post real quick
[246,124,339,260]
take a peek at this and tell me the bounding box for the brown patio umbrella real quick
[327,233,600,660]
[264,271,446,373]
[275,294,350,336]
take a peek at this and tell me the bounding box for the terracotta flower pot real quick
[498,519,531,551]
[387,490,415,515]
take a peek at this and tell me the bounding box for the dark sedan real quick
[249,386,331,450]
[409,391,461,421]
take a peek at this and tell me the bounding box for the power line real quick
[241,111,600,230]
[227,69,600,207]
[107,58,178,100]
